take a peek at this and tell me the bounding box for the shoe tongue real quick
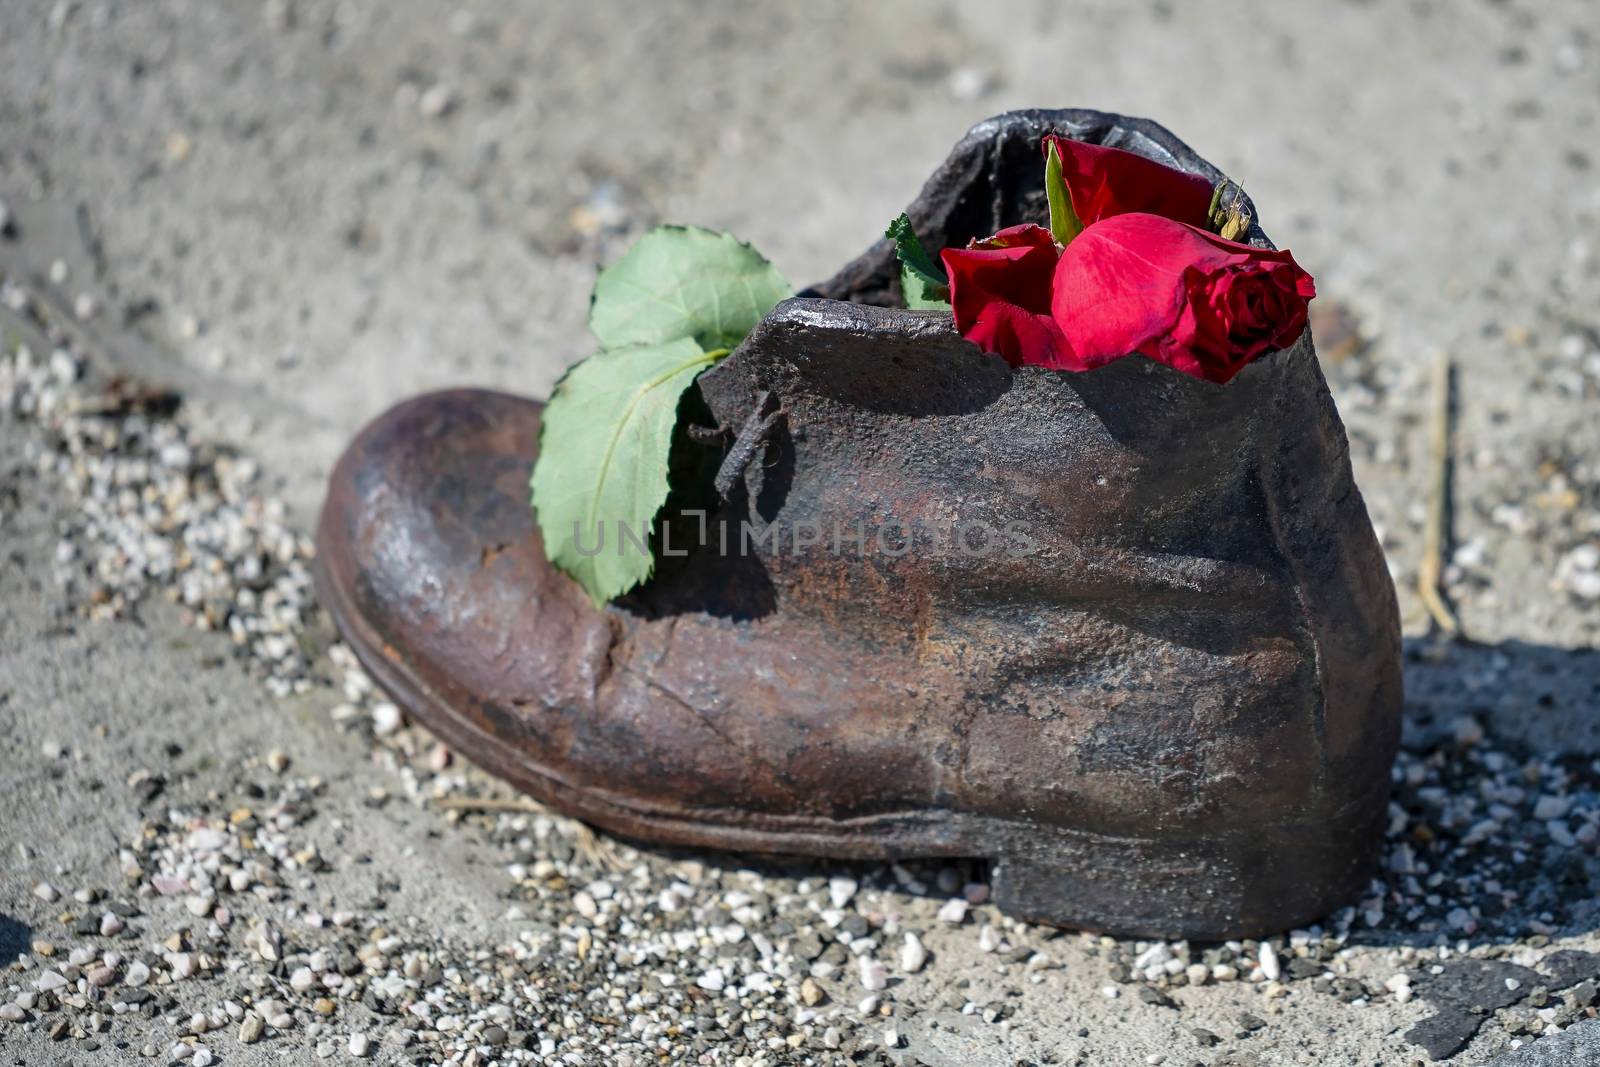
[803,108,1249,308]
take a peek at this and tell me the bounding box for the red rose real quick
[1041,135,1214,228]
[1050,212,1316,384]
[939,224,1073,369]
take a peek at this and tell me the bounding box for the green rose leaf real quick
[589,225,794,350]
[886,213,950,311]
[530,337,720,606]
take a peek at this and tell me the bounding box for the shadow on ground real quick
[0,912,32,961]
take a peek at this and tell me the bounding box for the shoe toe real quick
[315,388,611,724]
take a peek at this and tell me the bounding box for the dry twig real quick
[431,795,549,815]
[1418,351,1460,636]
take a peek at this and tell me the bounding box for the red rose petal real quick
[1041,135,1215,229]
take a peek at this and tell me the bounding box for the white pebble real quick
[289,967,316,992]
[0,1003,24,1022]
[1258,943,1281,982]
[1533,796,1572,821]
[100,911,125,936]
[899,932,928,973]
[348,1032,371,1057]
[695,968,725,992]
[937,898,968,924]
[124,961,151,987]
[32,882,59,903]
[418,83,455,118]
[186,828,229,852]
[828,877,858,910]
[371,703,403,737]
[34,970,68,992]
[859,956,888,991]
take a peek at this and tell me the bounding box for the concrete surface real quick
[3,1,1600,1064]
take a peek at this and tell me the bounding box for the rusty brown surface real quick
[314,109,1402,939]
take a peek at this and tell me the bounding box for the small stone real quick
[900,932,928,973]
[266,749,290,774]
[166,952,197,980]
[289,967,316,992]
[100,911,125,936]
[261,1000,293,1029]
[828,877,859,910]
[192,1047,214,1067]
[34,970,68,992]
[1453,716,1484,746]
[696,968,726,992]
[31,940,54,957]
[800,977,824,1006]
[962,882,990,905]
[371,703,403,737]
[32,882,59,903]
[418,84,455,118]
[859,956,888,991]
[125,961,150,987]
[823,1026,842,1049]
[238,1014,264,1044]
[1259,943,1281,982]
[573,892,598,920]
[186,828,229,852]
[937,898,969,924]
[0,1004,25,1022]
[348,1032,371,1057]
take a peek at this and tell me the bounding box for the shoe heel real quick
[987,809,1382,940]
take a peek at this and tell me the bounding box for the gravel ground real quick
[3,2,1600,1065]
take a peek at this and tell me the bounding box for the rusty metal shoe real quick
[314,109,1402,939]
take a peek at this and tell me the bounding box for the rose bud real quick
[940,224,1072,369]
[1050,212,1316,384]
